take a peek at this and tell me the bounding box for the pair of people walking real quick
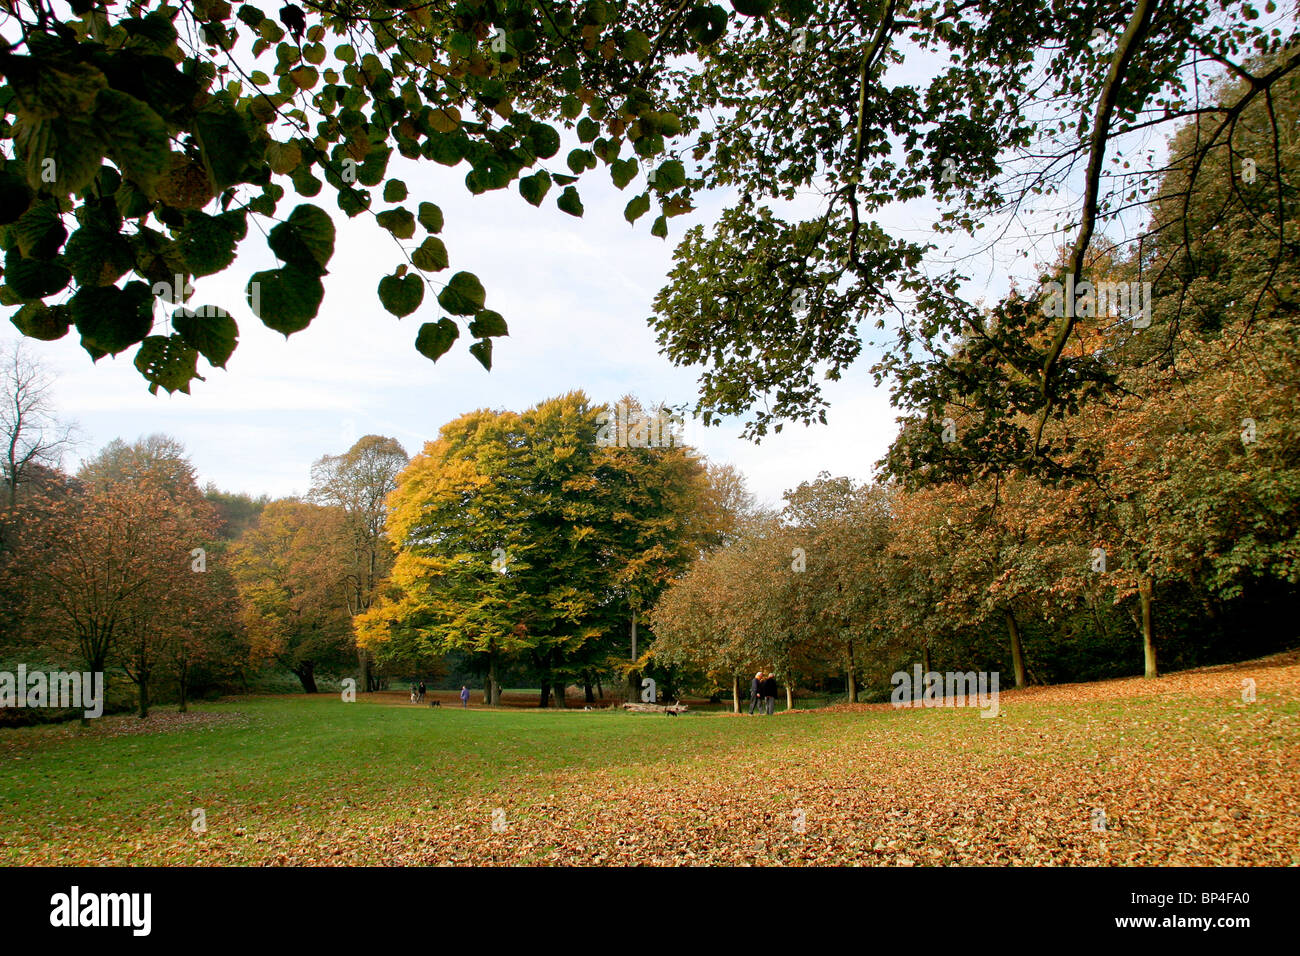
[749,671,778,715]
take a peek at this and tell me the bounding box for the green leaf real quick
[685,5,728,45]
[593,137,621,164]
[447,32,474,58]
[651,214,668,238]
[267,204,335,272]
[173,306,239,368]
[10,301,71,341]
[423,132,464,166]
[634,133,665,157]
[577,118,599,143]
[468,338,492,370]
[653,159,687,189]
[357,146,391,187]
[567,148,594,175]
[289,165,322,197]
[13,200,67,259]
[618,28,652,61]
[194,103,256,192]
[177,211,240,277]
[71,280,154,358]
[236,4,265,28]
[4,248,71,299]
[383,179,408,202]
[610,158,638,190]
[465,159,512,194]
[437,271,485,316]
[468,309,508,338]
[94,89,170,192]
[134,334,201,394]
[378,271,424,317]
[336,186,371,218]
[556,185,584,217]
[376,207,416,239]
[289,66,319,90]
[248,266,324,336]
[65,219,133,286]
[624,192,651,224]
[731,0,774,16]
[13,113,104,195]
[3,56,107,119]
[417,202,444,233]
[414,317,458,361]
[412,236,449,272]
[581,1,612,25]
[519,170,551,206]
[266,140,302,175]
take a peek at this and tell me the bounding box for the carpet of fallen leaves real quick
[0,711,249,755]
[4,652,1297,866]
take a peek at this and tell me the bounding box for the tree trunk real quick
[1005,608,1027,688]
[357,646,372,693]
[785,683,793,710]
[595,675,603,700]
[137,673,150,719]
[583,673,595,704]
[1139,575,1157,678]
[921,642,931,675]
[539,683,551,708]
[177,664,188,714]
[486,652,500,706]
[630,608,638,660]
[732,675,741,714]
[846,642,857,704]
[294,663,318,694]
[1089,591,1109,642]
[552,682,566,709]
[627,667,640,703]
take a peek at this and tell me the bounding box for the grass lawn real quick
[2,652,1297,866]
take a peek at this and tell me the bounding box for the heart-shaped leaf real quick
[415,317,459,361]
[378,271,424,317]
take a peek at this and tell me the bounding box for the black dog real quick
[428,700,441,708]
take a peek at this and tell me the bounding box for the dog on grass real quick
[428,699,441,708]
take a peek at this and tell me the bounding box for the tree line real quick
[0,382,750,715]
[650,49,1300,705]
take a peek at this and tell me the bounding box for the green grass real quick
[0,695,839,862]
[1,669,1296,865]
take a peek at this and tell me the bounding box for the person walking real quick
[459,685,470,708]
[762,672,778,715]
[418,680,426,702]
[749,671,764,715]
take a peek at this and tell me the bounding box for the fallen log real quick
[621,701,688,714]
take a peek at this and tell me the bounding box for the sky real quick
[0,22,1163,511]
[4,154,913,510]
